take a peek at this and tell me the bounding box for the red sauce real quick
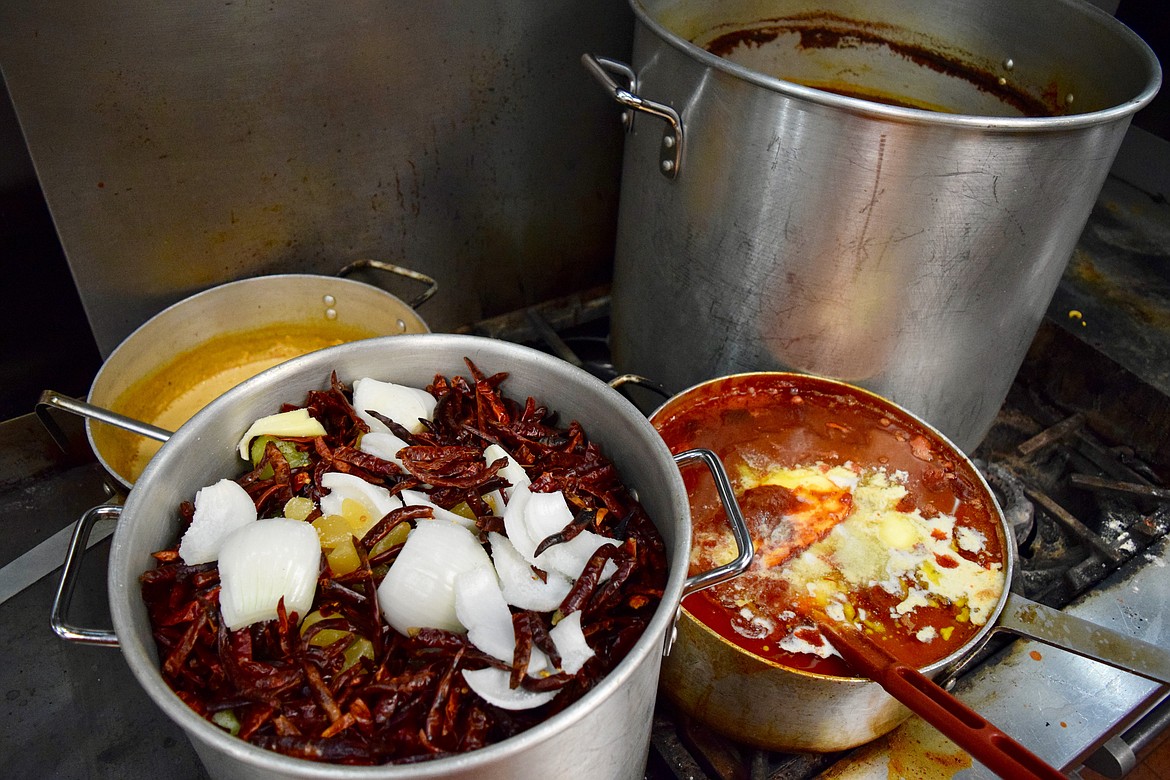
[700,15,1060,117]
[654,374,1005,677]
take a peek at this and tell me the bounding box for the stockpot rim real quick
[107,332,694,777]
[648,369,1017,684]
[628,0,1161,131]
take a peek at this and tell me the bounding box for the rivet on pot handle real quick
[51,504,121,647]
[338,259,439,310]
[581,53,683,179]
[663,448,753,656]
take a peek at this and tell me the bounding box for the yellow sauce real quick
[91,320,381,484]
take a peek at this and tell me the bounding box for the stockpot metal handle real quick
[991,592,1170,685]
[662,448,752,656]
[674,448,753,596]
[338,259,439,310]
[581,53,683,179]
[608,373,671,399]
[51,504,121,647]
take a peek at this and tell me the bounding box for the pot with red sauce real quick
[650,372,1170,753]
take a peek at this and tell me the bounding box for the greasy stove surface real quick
[2,175,1168,778]
[0,415,202,777]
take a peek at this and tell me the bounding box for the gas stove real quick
[1,170,1168,778]
[461,172,1170,779]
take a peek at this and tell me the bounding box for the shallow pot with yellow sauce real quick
[88,271,430,488]
[649,372,1170,753]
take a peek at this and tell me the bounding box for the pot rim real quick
[86,273,431,490]
[109,333,692,777]
[90,273,430,390]
[628,0,1161,131]
[649,369,1017,683]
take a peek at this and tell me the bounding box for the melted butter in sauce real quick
[655,375,1005,677]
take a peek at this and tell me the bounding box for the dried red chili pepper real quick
[140,361,668,766]
[533,507,603,557]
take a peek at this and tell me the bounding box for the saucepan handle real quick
[662,448,752,657]
[51,504,121,647]
[674,448,753,596]
[36,390,173,449]
[338,259,439,310]
[993,591,1170,685]
[581,53,683,179]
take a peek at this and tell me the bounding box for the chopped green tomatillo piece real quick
[249,435,311,478]
[211,709,241,735]
[450,501,477,521]
[301,610,373,672]
[343,636,375,671]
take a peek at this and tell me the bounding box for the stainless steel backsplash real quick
[0,2,633,355]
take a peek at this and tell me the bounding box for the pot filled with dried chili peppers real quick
[87,333,751,779]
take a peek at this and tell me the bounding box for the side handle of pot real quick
[337,259,439,309]
[581,53,683,179]
[51,504,121,647]
[662,448,753,656]
[993,592,1170,685]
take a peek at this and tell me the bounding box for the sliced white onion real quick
[502,482,536,554]
[400,489,476,530]
[352,378,436,435]
[462,667,556,711]
[543,529,620,583]
[453,547,552,675]
[218,518,321,630]
[483,488,506,517]
[319,472,403,520]
[483,443,530,498]
[236,408,327,459]
[550,610,594,675]
[179,479,258,565]
[377,520,493,635]
[488,531,572,612]
[358,430,411,467]
[504,484,618,580]
[453,565,515,663]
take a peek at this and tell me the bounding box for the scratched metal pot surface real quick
[105,334,701,779]
[595,0,1161,453]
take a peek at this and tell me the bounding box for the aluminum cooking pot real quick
[53,334,751,779]
[587,0,1161,453]
[650,372,1170,753]
[38,261,435,489]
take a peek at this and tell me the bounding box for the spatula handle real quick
[819,620,1067,780]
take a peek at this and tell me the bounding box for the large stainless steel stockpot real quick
[74,334,749,779]
[649,371,1170,753]
[588,0,1161,452]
